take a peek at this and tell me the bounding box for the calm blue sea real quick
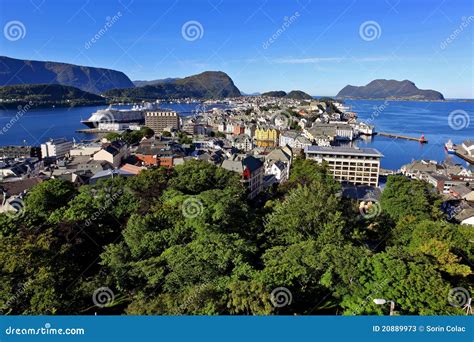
[347,100,473,169]
[0,100,472,170]
[0,102,220,146]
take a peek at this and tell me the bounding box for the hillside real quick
[261,91,287,97]
[261,90,313,100]
[336,79,444,100]
[0,84,106,107]
[105,71,241,100]
[286,90,313,100]
[0,56,134,94]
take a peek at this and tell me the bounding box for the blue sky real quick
[0,0,473,97]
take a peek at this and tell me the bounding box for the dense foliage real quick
[105,127,154,145]
[0,84,106,108]
[0,160,472,315]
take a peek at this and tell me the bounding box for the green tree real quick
[24,179,76,220]
[380,175,442,222]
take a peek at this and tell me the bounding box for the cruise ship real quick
[81,103,159,128]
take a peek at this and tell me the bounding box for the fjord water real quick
[0,100,472,170]
[349,100,473,169]
[0,103,216,146]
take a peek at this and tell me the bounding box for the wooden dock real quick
[376,132,428,143]
[454,146,474,164]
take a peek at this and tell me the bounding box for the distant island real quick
[0,56,134,94]
[336,79,445,101]
[104,71,241,100]
[0,84,106,108]
[261,90,313,100]
[133,78,180,87]
[0,56,449,104]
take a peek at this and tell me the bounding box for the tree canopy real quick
[0,161,471,315]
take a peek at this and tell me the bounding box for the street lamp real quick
[373,298,395,316]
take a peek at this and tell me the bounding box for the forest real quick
[0,158,472,315]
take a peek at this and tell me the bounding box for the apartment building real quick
[144,110,180,133]
[304,146,383,187]
[40,138,73,159]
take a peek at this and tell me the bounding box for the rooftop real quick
[305,146,383,158]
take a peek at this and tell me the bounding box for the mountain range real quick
[336,79,444,100]
[0,56,134,94]
[0,56,446,102]
[105,71,241,100]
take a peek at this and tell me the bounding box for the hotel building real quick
[144,110,180,133]
[304,146,383,187]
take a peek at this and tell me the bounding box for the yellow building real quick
[255,128,279,147]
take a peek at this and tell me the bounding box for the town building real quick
[255,127,279,147]
[232,134,254,152]
[93,141,129,168]
[304,146,383,187]
[144,110,180,133]
[40,138,73,159]
[221,154,264,199]
[279,131,312,150]
[135,140,185,168]
[69,144,102,157]
[0,158,43,179]
[0,146,41,159]
[0,177,43,215]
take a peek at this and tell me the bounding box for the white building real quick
[93,141,129,168]
[267,160,288,182]
[305,146,383,187]
[279,131,312,149]
[41,138,73,159]
[69,144,102,157]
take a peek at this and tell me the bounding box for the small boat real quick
[444,139,455,154]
